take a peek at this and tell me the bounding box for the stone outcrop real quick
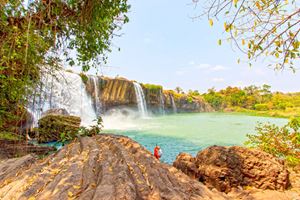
[42,108,69,116]
[0,135,227,200]
[37,114,81,143]
[173,146,290,193]
[0,139,55,159]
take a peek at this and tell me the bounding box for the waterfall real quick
[90,76,102,116]
[28,71,97,127]
[133,82,148,117]
[170,94,177,113]
[159,90,165,115]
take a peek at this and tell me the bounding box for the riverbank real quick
[222,107,300,119]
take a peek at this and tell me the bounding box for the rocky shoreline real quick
[0,134,299,200]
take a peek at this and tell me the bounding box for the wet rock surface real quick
[174,146,290,193]
[0,135,227,200]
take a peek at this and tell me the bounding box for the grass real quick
[223,107,300,119]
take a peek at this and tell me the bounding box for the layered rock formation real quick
[173,146,290,193]
[86,76,137,112]
[0,135,227,200]
[85,75,213,114]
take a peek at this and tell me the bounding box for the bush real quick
[254,103,269,111]
[187,96,193,104]
[245,118,300,166]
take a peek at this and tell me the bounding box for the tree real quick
[175,86,184,94]
[0,0,129,131]
[196,0,299,70]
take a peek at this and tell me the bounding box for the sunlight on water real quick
[103,112,287,163]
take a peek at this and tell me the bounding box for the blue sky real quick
[97,0,299,93]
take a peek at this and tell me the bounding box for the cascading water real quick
[170,94,177,113]
[133,82,148,117]
[27,71,97,127]
[159,90,165,115]
[90,76,102,116]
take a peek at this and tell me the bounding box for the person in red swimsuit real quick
[154,145,162,160]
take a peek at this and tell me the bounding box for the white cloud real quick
[195,63,211,69]
[143,37,152,44]
[192,63,229,71]
[212,78,224,82]
[211,65,228,71]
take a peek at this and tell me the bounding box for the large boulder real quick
[37,114,81,143]
[174,146,290,193]
[42,108,69,116]
[0,135,227,200]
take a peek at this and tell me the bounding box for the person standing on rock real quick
[154,145,162,160]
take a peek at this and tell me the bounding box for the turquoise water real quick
[104,113,287,164]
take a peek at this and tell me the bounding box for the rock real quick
[85,76,137,112]
[84,75,214,114]
[174,146,290,193]
[37,114,81,143]
[0,139,55,159]
[0,154,36,181]
[0,135,228,200]
[42,108,69,116]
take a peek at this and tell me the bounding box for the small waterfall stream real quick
[159,90,165,115]
[90,76,102,116]
[170,94,177,113]
[28,71,97,127]
[133,82,148,117]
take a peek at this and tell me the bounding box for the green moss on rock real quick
[37,114,81,143]
[142,83,163,93]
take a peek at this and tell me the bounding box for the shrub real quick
[245,118,300,166]
[254,103,269,111]
[187,96,193,104]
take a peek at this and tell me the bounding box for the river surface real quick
[103,112,287,163]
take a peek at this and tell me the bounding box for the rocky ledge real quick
[0,139,55,160]
[173,146,290,193]
[0,135,227,200]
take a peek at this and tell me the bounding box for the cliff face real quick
[86,76,137,112]
[85,75,214,114]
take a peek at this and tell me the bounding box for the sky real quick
[92,0,300,93]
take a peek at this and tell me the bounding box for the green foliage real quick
[188,90,200,96]
[78,117,104,137]
[0,0,129,132]
[245,118,300,166]
[202,0,300,70]
[202,85,300,118]
[79,73,89,84]
[254,104,269,111]
[187,96,193,104]
[143,83,163,93]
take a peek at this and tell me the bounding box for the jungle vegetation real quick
[0,0,130,133]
